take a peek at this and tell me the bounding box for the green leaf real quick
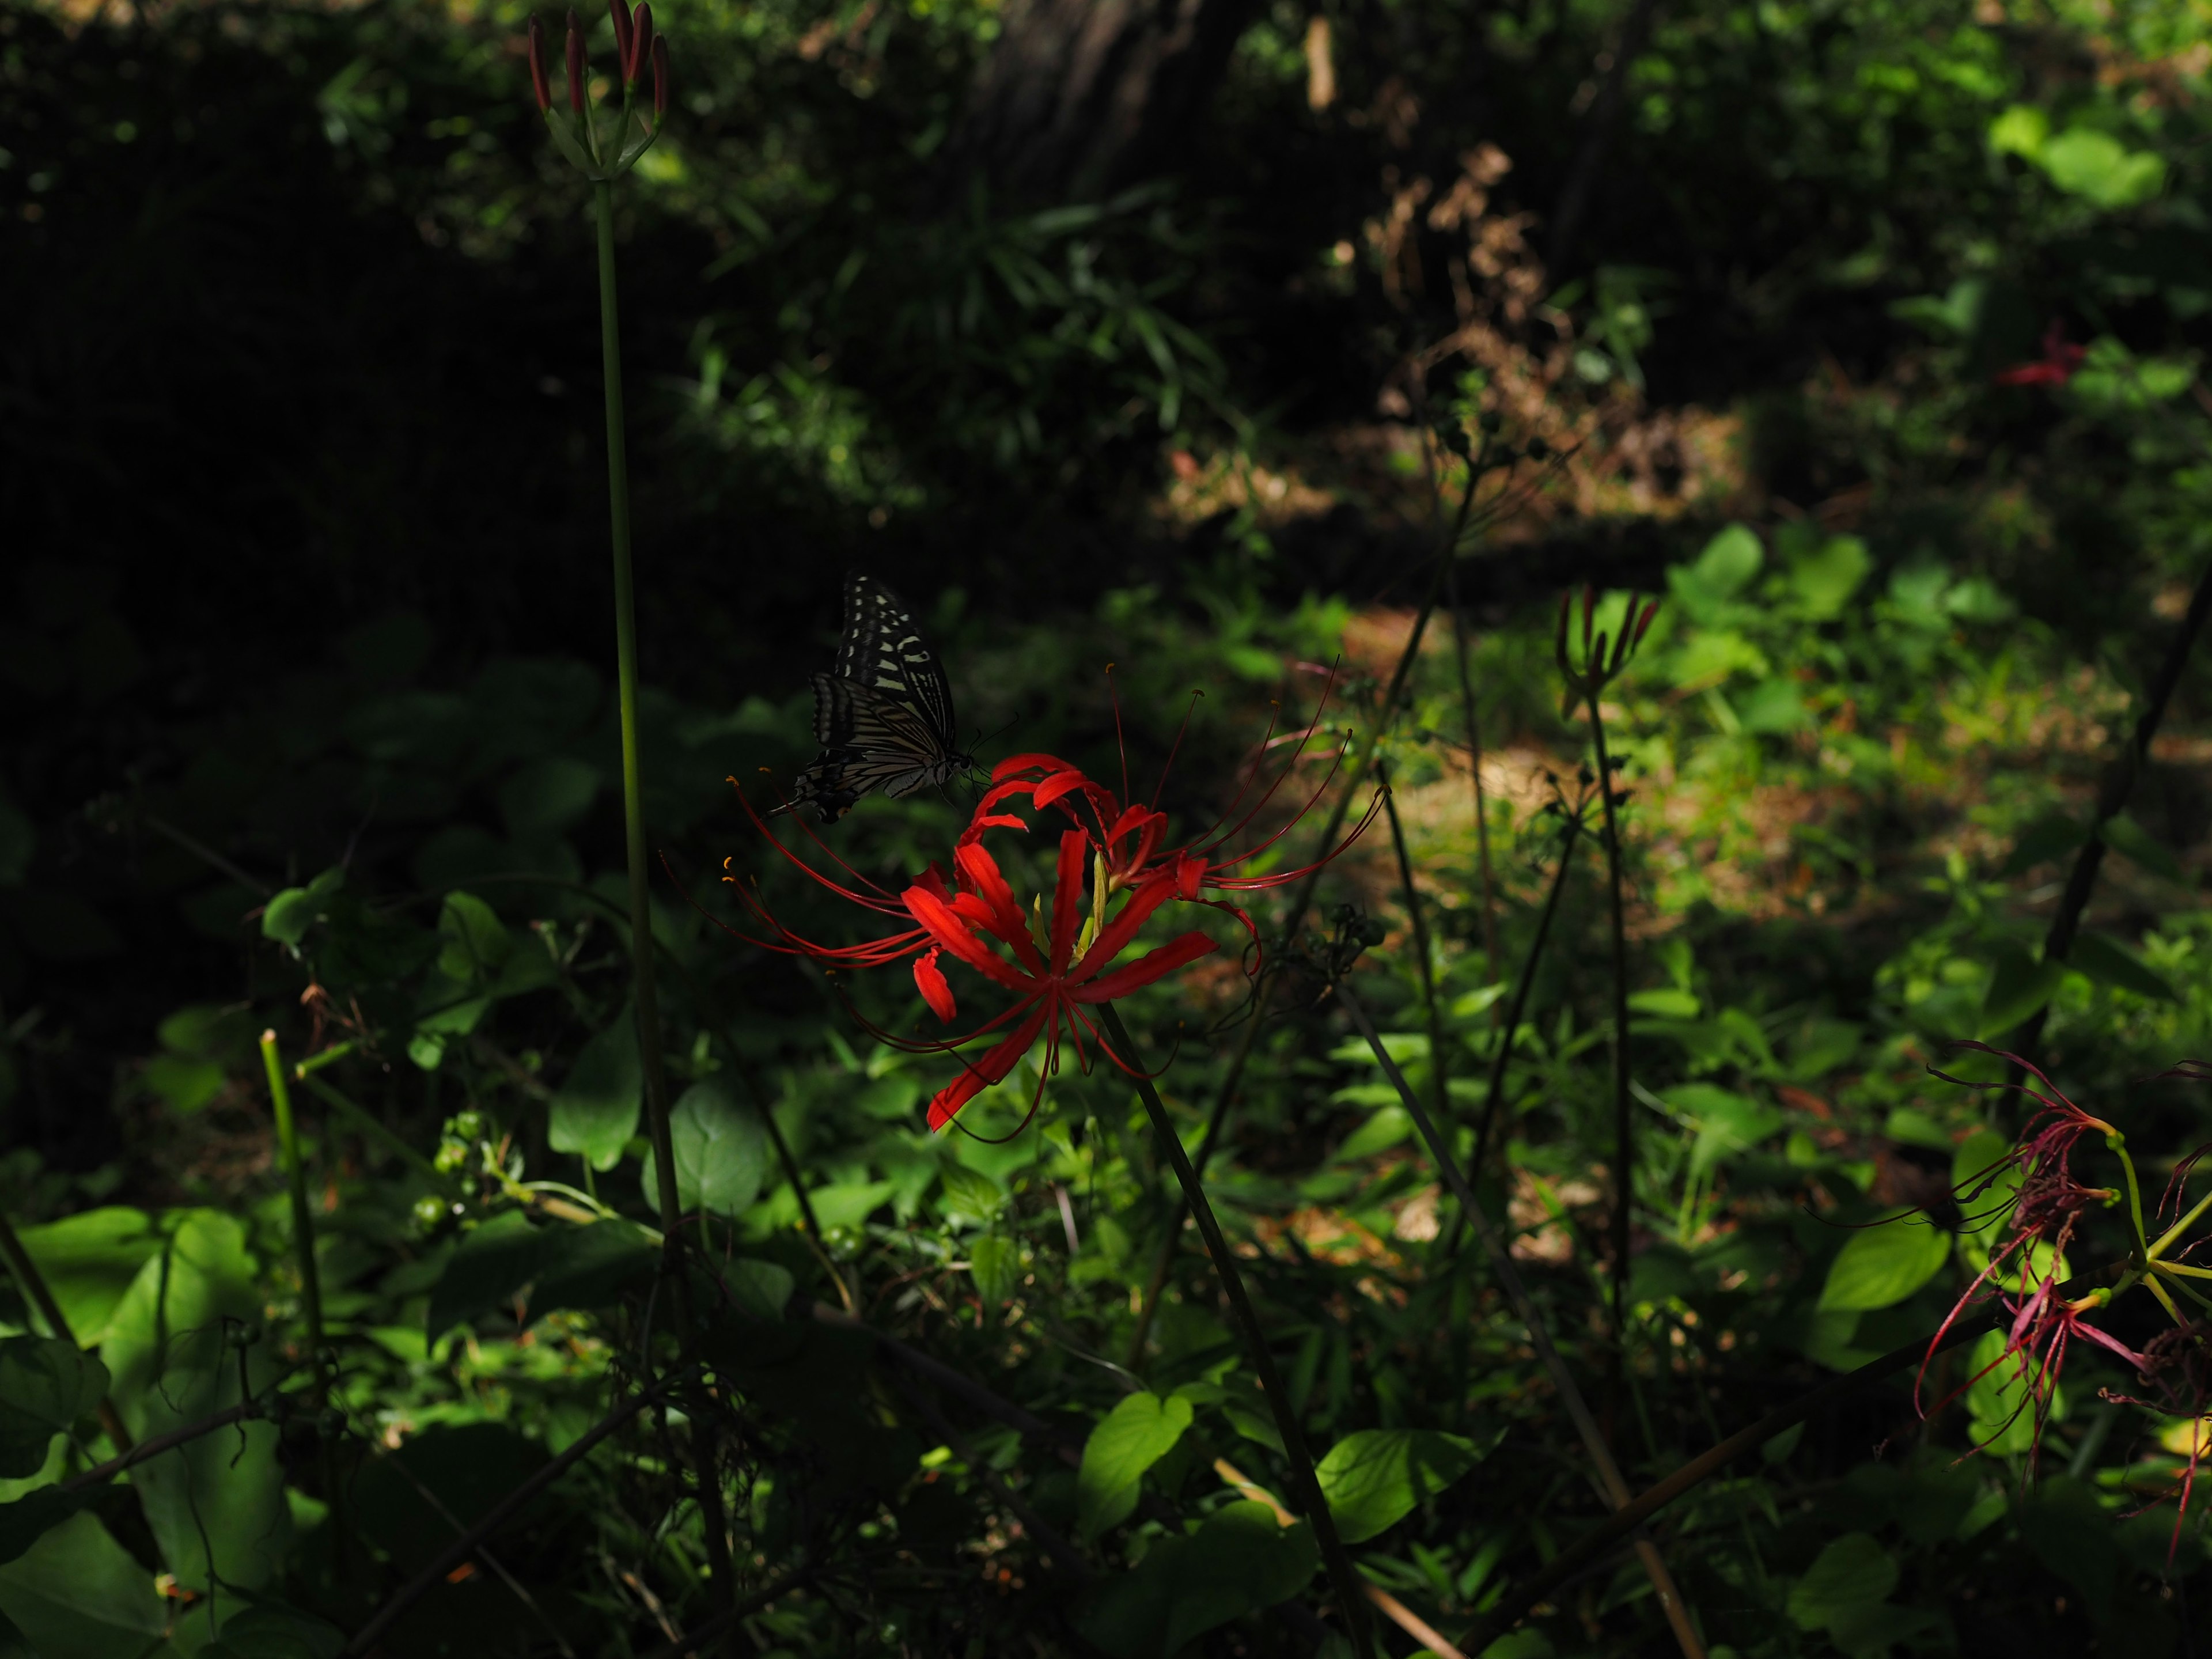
[1316,1427,1484,1544]
[969,1235,1020,1307]
[1334,1105,1412,1162]
[548,1020,642,1173]
[1627,988,1700,1019]
[1789,533,1871,619]
[426,1213,655,1339]
[13,1209,162,1347]
[0,1511,169,1658]
[200,1605,346,1658]
[1817,1213,1952,1312]
[0,1486,102,1568]
[2100,812,2188,884]
[1979,944,2063,1039]
[1786,1532,1899,1631]
[1073,1501,1318,1658]
[936,1161,1002,1222]
[102,1210,289,1596]
[260,866,345,949]
[2001,812,2089,878]
[498,755,600,837]
[808,1181,896,1230]
[2035,127,2165,209]
[639,1082,770,1217]
[0,1339,109,1478]
[1077,1391,1194,1540]
[434,891,512,982]
[1966,1326,2061,1455]
[2067,930,2177,1002]
[1664,1084,1783,1179]
[144,1054,226,1113]
[725,1258,795,1324]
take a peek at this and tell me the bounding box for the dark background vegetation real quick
[7,0,2212,1653]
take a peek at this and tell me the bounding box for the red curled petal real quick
[914,948,957,1023]
[904,885,1030,991]
[1033,769,1097,812]
[927,1005,1050,1131]
[1050,829,1086,971]
[1070,931,1217,1003]
[1175,853,1206,900]
[954,841,1047,971]
[991,752,1075,783]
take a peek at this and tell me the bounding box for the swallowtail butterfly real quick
[777,573,977,821]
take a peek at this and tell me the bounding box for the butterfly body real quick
[780,574,976,821]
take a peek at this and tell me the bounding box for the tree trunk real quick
[938,0,1257,207]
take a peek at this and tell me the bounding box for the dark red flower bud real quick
[608,0,634,74]
[565,9,586,112]
[1634,598,1660,645]
[652,35,670,119]
[527,15,552,112]
[628,2,653,85]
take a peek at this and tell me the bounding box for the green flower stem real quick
[260,1029,345,1574]
[2149,1184,2212,1261]
[1096,1002,1374,1659]
[1585,683,1635,1339]
[592,176,738,1634]
[2108,1137,2150,1256]
[1471,805,1584,1178]
[1334,979,1706,1659]
[259,1032,326,1386]
[0,1211,132,1453]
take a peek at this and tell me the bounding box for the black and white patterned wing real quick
[836,573,959,748]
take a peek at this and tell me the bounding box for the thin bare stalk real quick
[62,1400,255,1490]
[1097,1002,1376,1659]
[1125,482,1479,1366]
[1584,690,1635,1339]
[1443,554,1501,992]
[1380,768,1451,1131]
[1471,808,1584,1177]
[2011,552,2212,1075]
[594,175,737,1623]
[1334,979,1704,1659]
[0,1213,132,1454]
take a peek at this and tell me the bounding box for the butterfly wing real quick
[776,575,972,821]
[838,573,960,751]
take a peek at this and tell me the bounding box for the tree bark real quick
[937,0,1257,207]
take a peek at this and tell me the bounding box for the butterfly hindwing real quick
[778,575,974,821]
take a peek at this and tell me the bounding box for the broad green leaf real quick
[434,890,511,982]
[1988,103,2048,158]
[1817,1213,1952,1312]
[725,1259,794,1324]
[1966,1326,2062,1455]
[1790,533,1871,619]
[1683,524,1764,606]
[1786,1532,1899,1631]
[1077,1391,1194,1540]
[143,1054,226,1113]
[2035,127,2165,209]
[426,1213,655,1339]
[640,1082,770,1217]
[548,1020,642,1173]
[203,1604,346,1658]
[425,1210,543,1339]
[936,1161,1002,1222]
[969,1235,1020,1306]
[14,1209,162,1347]
[2099,812,2187,884]
[0,1511,169,1658]
[1074,1500,1318,1658]
[1334,1105,1412,1162]
[1627,988,1700,1019]
[155,1005,255,1060]
[808,1181,896,1230]
[1316,1428,1484,1544]
[1665,1084,1783,1179]
[102,1210,289,1596]
[260,866,344,949]
[1978,945,2062,1039]
[0,1339,109,1478]
[0,1486,102,1568]
[2067,930,2177,1002]
[498,755,600,837]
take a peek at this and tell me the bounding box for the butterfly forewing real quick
[777,574,975,821]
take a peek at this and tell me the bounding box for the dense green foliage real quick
[9,0,2212,1654]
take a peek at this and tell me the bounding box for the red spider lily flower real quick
[1993,322,2086,388]
[720,700,1373,1131]
[1556,585,1660,703]
[1933,1042,2119,1243]
[1923,1242,2145,1475]
[2103,1321,2212,1559]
